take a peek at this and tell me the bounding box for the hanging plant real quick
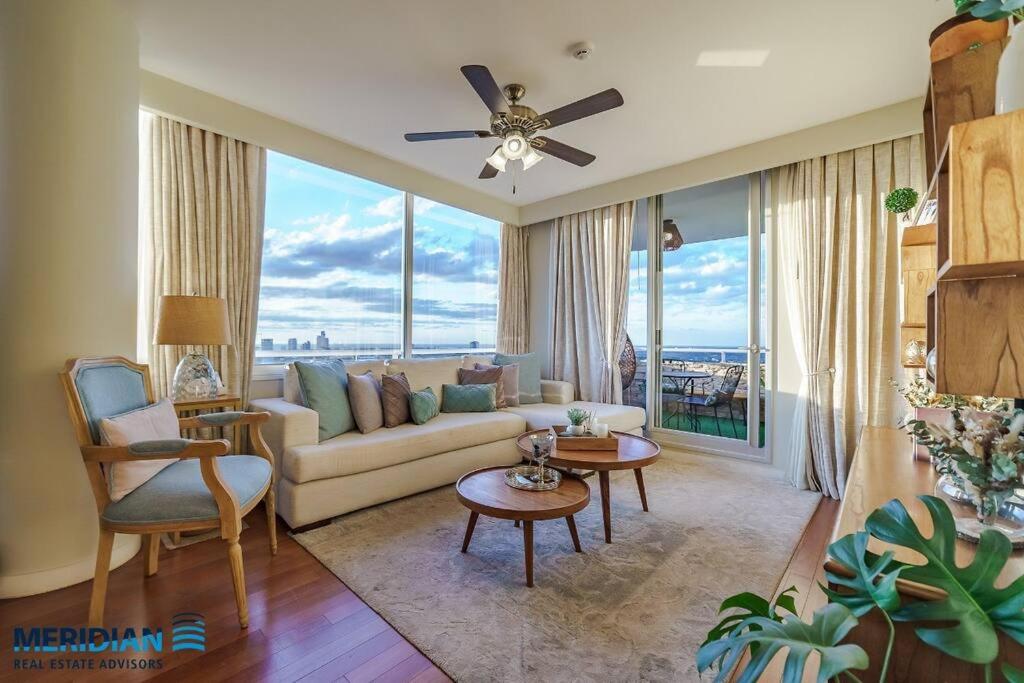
[884,187,919,216]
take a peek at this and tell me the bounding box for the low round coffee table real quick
[456,466,590,587]
[516,430,661,544]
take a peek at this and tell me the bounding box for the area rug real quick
[294,452,820,682]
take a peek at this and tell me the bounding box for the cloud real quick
[291,212,331,226]
[697,252,745,277]
[365,195,403,218]
[262,216,498,284]
[704,284,734,297]
[678,281,697,290]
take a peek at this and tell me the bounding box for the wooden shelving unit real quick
[900,224,937,368]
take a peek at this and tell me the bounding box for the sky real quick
[626,235,758,350]
[256,151,499,350]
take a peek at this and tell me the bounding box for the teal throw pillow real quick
[293,359,355,441]
[493,352,541,404]
[409,387,440,425]
[441,383,496,413]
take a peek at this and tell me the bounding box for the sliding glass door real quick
[646,173,770,459]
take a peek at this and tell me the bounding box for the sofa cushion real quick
[503,401,646,433]
[478,362,519,407]
[293,359,354,441]
[494,352,542,404]
[462,354,495,369]
[387,357,463,407]
[381,372,412,427]
[409,387,440,424]
[348,371,384,434]
[442,383,496,412]
[284,359,387,404]
[283,410,527,483]
[102,455,271,525]
[458,366,505,408]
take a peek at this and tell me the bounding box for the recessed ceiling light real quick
[696,50,770,67]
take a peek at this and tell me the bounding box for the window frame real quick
[252,178,499,380]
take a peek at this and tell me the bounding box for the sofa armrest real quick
[541,379,575,405]
[248,398,318,477]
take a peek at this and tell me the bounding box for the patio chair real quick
[675,365,745,437]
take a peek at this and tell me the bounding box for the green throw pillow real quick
[293,359,355,441]
[409,387,440,425]
[493,352,541,404]
[441,383,496,413]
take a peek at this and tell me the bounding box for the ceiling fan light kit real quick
[404,64,623,187]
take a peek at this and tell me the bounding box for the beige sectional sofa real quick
[250,355,646,528]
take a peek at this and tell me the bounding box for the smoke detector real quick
[569,41,595,60]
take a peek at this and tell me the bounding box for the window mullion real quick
[401,192,414,358]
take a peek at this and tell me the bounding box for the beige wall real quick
[140,71,520,226]
[0,0,141,597]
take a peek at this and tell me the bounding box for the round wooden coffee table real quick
[456,466,590,587]
[516,430,660,544]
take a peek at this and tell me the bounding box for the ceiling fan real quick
[404,65,623,180]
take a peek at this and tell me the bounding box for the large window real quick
[255,152,499,366]
[412,196,499,357]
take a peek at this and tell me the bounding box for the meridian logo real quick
[170,613,205,653]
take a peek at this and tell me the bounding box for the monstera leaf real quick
[696,603,868,683]
[700,586,799,672]
[822,531,904,617]
[865,495,1024,663]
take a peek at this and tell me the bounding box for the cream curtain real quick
[552,201,635,403]
[496,223,529,354]
[774,135,925,497]
[140,113,267,405]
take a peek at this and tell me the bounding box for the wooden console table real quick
[826,426,1024,680]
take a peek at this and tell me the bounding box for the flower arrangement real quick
[911,408,1024,536]
[890,376,1008,411]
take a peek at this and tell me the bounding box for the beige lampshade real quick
[154,295,232,346]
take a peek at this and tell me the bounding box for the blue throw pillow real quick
[493,352,542,404]
[293,359,355,441]
[441,384,497,412]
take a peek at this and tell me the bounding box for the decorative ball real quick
[926,348,938,380]
[904,339,927,367]
[885,187,919,215]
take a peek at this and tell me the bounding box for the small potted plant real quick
[891,376,1008,458]
[957,0,1024,113]
[565,407,589,436]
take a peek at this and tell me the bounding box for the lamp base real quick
[171,353,219,400]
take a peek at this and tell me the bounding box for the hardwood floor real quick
[0,498,838,683]
[0,510,449,683]
[730,496,841,682]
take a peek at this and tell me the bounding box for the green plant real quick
[698,495,1024,681]
[957,0,1024,21]
[700,586,798,653]
[566,407,589,426]
[884,187,919,215]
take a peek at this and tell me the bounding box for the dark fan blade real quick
[536,88,623,129]
[461,65,509,115]
[478,161,499,179]
[533,137,596,166]
[404,130,491,142]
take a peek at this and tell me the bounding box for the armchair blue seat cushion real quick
[101,455,272,526]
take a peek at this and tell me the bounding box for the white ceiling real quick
[136,0,950,207]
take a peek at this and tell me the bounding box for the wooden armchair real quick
[59,356,276,630]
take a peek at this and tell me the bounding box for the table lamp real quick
[154,294,232,400]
